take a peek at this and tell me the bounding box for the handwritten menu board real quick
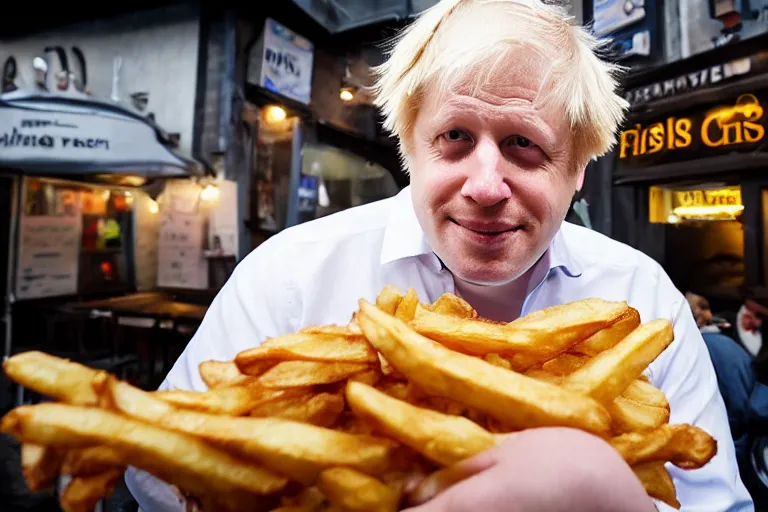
[16,214,82,299]
[157,210,206,289]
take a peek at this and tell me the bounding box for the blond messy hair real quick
[373,0,629,170]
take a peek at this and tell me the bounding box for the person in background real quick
[686,293,768,509]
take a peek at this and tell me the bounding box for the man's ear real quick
[574,165,587,192]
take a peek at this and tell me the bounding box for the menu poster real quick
[157,211,207,289]
[16,214,82,300]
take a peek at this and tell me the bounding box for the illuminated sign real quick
[674,188,741,208]
[619,94,766,160]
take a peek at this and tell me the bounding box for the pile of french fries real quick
[1,285,717,512]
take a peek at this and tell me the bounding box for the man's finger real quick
[406,445,501,505]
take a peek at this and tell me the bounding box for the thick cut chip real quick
[61,446,125,476]
[236,333,378,372]
[429,293,477,319]
[356,300,612,435]
[610,424,717,469]
[571,308,641,356]
[318,467,401,512]
[633,462,680,509]
[258,361,371,388]
[1,404,287,495]
[395,289,420,323]
[154,386,268,416]
[409,299,630,360]
[346,381,496,466]
[525,370,669,434]
[199,361,255,389]
[105,378,398,484]
[607,398,670,435]
[376,285,404,315]
[3,352,100,405]
[61,468,124,512]
[21,443,62,491]
[564,320,674,404]
[540,354,589,375]
[621,379,669,409]
[250,392,345,428]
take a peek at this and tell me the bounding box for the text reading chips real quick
[2,286,716,511]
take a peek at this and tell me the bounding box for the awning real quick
[0,90,206,186]
[291,0,437,33]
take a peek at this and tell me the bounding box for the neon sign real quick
[619,94,765,159]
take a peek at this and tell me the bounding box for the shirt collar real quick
[380,185,583,279]
[380,186,433,265]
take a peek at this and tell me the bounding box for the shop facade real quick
[607,39,768,305]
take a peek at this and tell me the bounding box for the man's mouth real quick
[449,218,523,236]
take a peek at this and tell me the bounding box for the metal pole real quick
[285,118,304,228]
[4,176,20,362]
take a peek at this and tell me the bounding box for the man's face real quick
[408,48,584,285]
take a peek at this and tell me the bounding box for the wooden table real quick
[65,292,209,387]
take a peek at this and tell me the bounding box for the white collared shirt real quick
[126,187,753,512]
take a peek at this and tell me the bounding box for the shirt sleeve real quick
[650,283,754,512]
[125,243,302,511]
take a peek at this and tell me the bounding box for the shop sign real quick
[255,19,314,105]
[674,188,742,208]
[618,92,766,165]
[624,57,756,107]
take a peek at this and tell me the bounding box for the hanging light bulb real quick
[201,184,220,202]
[148,199,159,214]
[339,88,355,102]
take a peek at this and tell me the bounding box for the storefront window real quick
[17,178,134,300]
[299,144,399,223]
[253,106,295,232]
[649,184,745,294]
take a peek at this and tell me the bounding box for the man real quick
[128,0,752,510]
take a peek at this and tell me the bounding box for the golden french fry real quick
[376,285,404,315]
[622,379,669,409]
[607,398,670,435]
[250,392,345,428]
[154,386,269,416]
[633,462,680,509]
[395,289,420,323]
[258,361,371,388]
[236,333,378,372]
[199,360,255,389]
[348,368,382,387]
[524,370,668,434]
[301,324,355,336]
[356,300,612,435]
[484,354,512,370]
[564,320,674,404]
[317,467,401,512]
[610,424,717,469]
[21,443,62,492]
[430,293,477,319]
[3,352,101,405]
[61,468,124,512]
[61,446,125,476]
[540,353,589,375]
[571,308,641,356]
[105,378,398,485]
[409,299,630,359]
[1,403,287,495]
[346,381,496,466]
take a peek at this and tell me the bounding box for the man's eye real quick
[507,135,534,148]
[442,129,472,142]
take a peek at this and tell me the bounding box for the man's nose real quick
[460,140,512,207]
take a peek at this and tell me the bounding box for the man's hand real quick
[404,428,657,512]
